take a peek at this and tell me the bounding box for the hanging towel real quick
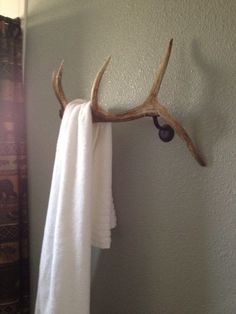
[35,99,116,314]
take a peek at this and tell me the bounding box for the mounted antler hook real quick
[52,39,206,167]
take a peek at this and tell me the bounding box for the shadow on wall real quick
[91,119,208,314]
[174,39,232,167]
[172,39,230,167]
[190,39,230,165]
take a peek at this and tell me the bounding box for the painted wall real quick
[26,0,236,313]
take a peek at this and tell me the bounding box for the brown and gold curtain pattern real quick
[0,16,30,313]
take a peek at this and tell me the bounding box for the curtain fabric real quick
[0,16,30,313]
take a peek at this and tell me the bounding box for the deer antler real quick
[52,61,68,118]
[52,39,206,166]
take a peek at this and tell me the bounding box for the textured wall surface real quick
[26,1,236,313]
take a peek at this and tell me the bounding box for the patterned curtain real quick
[0,16,30,313]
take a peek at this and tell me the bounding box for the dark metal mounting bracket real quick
[153,116,175,142]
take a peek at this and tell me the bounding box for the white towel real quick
[35,99,116,314]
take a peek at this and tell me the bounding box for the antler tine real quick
[156,102,206,166]
[91,56,111,110]
[52,60,68,117]
[149,38,173,99]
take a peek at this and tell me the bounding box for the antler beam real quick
[52,39,206,167]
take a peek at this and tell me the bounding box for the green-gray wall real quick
[26,1,236,313]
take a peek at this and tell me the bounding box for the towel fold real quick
[35,99,116,314]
